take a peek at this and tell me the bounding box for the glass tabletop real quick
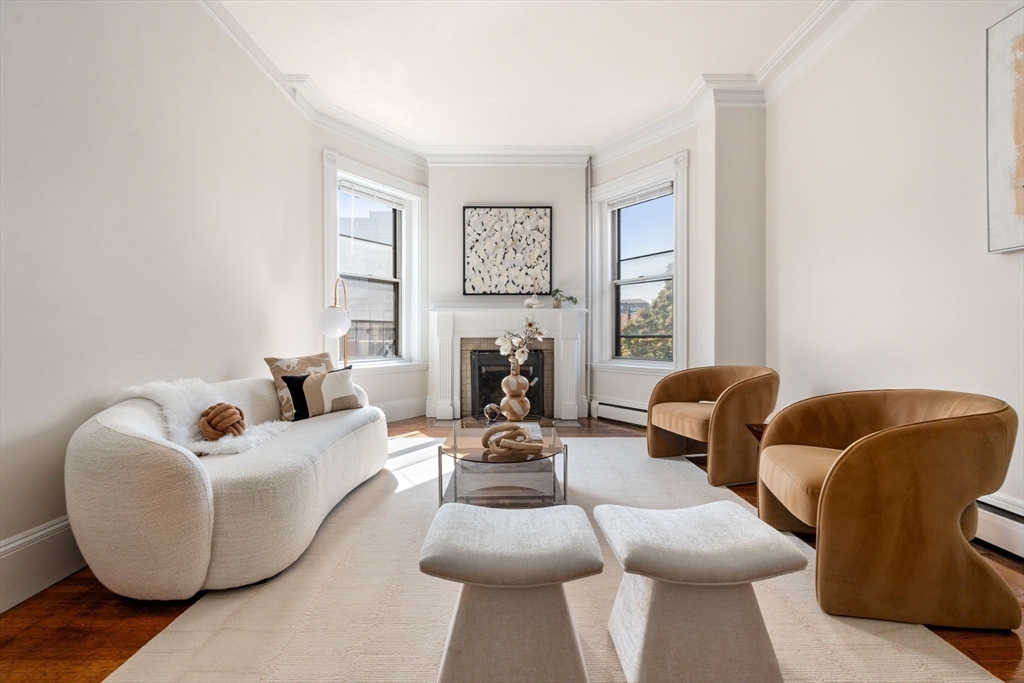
[441,415,563,463]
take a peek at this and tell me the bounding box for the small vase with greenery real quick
[550,288,578,309]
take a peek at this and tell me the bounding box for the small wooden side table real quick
[745,423,768,443]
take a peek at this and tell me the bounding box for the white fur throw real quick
[116,378,288,455]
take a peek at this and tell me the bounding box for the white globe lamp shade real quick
[318,306,351,338]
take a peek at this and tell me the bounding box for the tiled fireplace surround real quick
[427,306,587,420]
[459,337,555,418]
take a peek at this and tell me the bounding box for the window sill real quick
[349,361,429,375]
[590,361,677,377]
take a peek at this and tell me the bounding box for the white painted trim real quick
[375,396,428,422]
[422,147,592,167]
[1,516,85,613]
[201,0,878,171]
[980,492,1024,517]
[198,0,428,169]
[592,76,761,168]
[976,508,1024,558]
[760,0,884,105]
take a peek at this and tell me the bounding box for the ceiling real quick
[220,1,818,148]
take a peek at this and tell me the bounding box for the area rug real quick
[108,437,997,682]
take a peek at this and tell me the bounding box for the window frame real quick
[323,150,428,368]
[588,153,688,374]
[612,195,675,360]
[337,195,401,360]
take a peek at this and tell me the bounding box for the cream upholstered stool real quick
[594,501,807,683]
[419,504,603,683]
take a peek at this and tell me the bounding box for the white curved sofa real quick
[65,377,388,600]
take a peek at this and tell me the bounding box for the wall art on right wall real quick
[987,6,1024,252]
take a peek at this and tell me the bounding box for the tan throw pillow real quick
[281,367,362,420]
[264,352,336,421]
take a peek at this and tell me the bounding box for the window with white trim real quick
[337,184,402,359]
[612,185,674,361]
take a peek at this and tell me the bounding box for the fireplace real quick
[460,336,554,418]
[470,350,545,418]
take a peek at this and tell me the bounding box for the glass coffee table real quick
[438,415,568,507]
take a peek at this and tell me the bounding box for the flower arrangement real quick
[495,317,546,368]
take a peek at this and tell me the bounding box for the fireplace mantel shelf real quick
[428,303,587,313]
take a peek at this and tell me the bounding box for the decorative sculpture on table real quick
[494,317,546,421]
[480,423,543,456]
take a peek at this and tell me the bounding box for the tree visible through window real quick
[338,189,400,360]
[614,193,673,361]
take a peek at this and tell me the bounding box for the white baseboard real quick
[376,396,427,423]
[979,492,1024,517]
[1,516,85,613]
[976,508,1024,558]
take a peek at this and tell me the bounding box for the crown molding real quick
[201,0,878,171]
[198,0,428,170]
[422,146,593,167]
[591,74,763,168]
[759,0,884,104]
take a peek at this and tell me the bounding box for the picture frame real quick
[986,6,1024,253]
[463,206,553,295]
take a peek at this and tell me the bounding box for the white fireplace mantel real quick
[427,305,588,420]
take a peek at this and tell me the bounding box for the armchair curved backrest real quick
[648,365,779,485]
[760,388,1020,629]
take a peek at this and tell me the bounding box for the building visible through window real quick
[338,189,400,360]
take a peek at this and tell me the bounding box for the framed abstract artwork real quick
[986,7,1024,252]
[463,206,553,295]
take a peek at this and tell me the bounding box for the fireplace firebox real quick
[470,350,545,418]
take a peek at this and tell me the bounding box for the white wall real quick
[427,165,587,304]
[0,0,426,609]
[766,0,1024,511]
[715,107,767,366]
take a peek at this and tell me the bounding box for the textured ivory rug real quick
[109,437,997,682]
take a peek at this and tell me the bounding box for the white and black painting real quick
[463,207,552,295]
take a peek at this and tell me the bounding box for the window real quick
[338,187,401,360]
[613,190,673,361]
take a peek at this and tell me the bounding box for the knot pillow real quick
[199,403,246,440]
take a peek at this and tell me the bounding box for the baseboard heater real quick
[976,502,1024,558]
[593,401,647,427]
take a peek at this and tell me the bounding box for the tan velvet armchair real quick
[758,389,1021,630]
[647,366,780,486]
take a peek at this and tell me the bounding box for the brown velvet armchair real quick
[758,389,1021,630]
[647,366,780,486]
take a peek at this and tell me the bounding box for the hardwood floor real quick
[1,417,1020,682]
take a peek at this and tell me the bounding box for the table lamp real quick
[318,277,352,366]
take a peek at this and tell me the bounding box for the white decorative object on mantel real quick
[427,306,587,420]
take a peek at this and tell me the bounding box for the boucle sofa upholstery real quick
[65,377,388,600]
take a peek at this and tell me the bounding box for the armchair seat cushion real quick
[759,445,843,527]
[650,402,715,442]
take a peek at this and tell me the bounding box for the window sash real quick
[340,276,400,359]
[337,185,402,360]
[612,189,674,362]
[606,181,673,211]
[338,180,404,212]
